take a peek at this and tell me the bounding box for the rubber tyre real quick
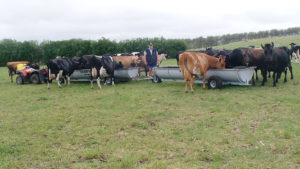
[152,75,162,83]
[30,73,41,84]
[208,76,222,89]
[16,75,24,85]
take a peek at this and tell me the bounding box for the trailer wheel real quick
[208,76,222,89]
[30,73,41,84]
[16,75,24,85]
[152,75,161,83]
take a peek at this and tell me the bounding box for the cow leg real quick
[296,50,300,64]
[67,75,70,85]
[97,77,102,89]
[145,66,148,77]
[56,70,62,88]
[185,79,188,93]
[288,65,293,80]
[272,72,276,87]
[104,77,107,85]
[90,75,94,89]
[261,69,267,86]
[112,77,115,86]
[268,71,271,78]
[252,76,256,86]
[276,72,280,83]
[190,76,195,93]
[9,70,13,83]
[64,76,67,85]
[284,69,287,83]
[48,68,51,89]
[90,80,94,89]
[202,73,207,89]
[255,69,259,81]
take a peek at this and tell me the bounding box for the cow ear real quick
[271,42,274,48]
[261,44,264,49]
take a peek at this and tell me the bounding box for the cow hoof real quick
[185,90,188,93]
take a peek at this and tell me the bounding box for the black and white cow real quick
[80,55,123,89]
[46,56,81,89]
[289,43,300,64]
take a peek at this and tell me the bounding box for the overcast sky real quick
[0,0,299,41]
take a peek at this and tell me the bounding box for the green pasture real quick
[0,59,299,168]
[190,35,300,50]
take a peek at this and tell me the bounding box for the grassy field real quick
[191,35,300,50]
[0,59,300,169]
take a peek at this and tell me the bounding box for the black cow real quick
[225,48,248,68]
[80,55,123,89]
[261,43,293,86]
[205,48,220,56]
[289,43,300,63]
[46,56,81,89]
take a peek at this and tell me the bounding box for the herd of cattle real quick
[176,42,299,92]
[6,52,168,89]
[5,42,299,90]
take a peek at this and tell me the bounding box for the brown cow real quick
[179,52,225,93]
[137,53,167,77]
[112,55,139,68]
[6,61,30,83]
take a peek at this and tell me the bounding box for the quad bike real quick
[16,67,48,85]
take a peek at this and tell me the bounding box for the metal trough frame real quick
[153,66,256,86]
[70,67,139,82]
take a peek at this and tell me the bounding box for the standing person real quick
[144,42,158,77]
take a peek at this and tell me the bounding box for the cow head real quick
[216,55,226,69]
[71,56,82,69]
[244,54,250,67]
[262,43,274,63]
[290,43,296,47]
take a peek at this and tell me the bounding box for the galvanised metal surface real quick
[70,68,139,82]
[153,66,255,86]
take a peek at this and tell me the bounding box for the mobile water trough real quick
[70,68,139,82]
[152,66,256,89]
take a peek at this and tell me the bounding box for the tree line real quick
[0,38,188,66]
[1,27,300,66]
[185,27,300,49]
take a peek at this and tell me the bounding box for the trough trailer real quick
[152,66,256,89]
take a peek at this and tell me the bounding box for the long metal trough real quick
[153,66,255,86]
[70,68,139,82]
